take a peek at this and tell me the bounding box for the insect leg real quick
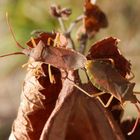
[48,33,61,47]
[90,92,106,97]
[53,33,60,47]
[73,83,105,97]
[22,37,38,68]
[47,37,54,46]
[127,104,140,135]
[67,78,105,98]
[126,71,135,81]
[48,64,56,84]
[22,62,33,68]
[96,95,114,108]
[31,37,37,47]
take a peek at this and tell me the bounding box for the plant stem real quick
[65,15,84,50]
[58,17,67,32]
[79,33,88,54]
[58,17,76,50]
[65,33,76,50]
[67,15,84,34]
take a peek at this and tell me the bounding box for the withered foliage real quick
[77,0,108,53]
[4,0,140,140]
[84,0,108,37]
[40,72,125,140]
[9,61,62,140]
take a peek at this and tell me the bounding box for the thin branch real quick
[58,17,76,50]
[67,15,84,34]
[58,18,67,32]
[65,33,76,50]
[79,33,88,54]
[64,15,84,50]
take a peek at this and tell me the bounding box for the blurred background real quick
[0,0,140,139]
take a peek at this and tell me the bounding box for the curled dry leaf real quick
[86,37,131,77]
[9,61,62,140]
[84,0,108,37]
[40,71,125,140]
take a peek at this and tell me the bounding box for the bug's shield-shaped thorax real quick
[85,60,137,104]
[29,41,45,61]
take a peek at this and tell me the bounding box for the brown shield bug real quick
[0,13,87,71]
[85,59,140,135]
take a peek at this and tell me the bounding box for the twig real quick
[67,15,84,34]
[65,15,84,50]
[65,33,76,50]
[58,17,67,32]
[57,17,76,50]
[79,33,88,54]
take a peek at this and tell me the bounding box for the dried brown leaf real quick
[40,71,125,140]
[84,0,108,37]
[9,61,62,140]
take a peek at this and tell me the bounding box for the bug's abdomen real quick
[85,60,137,103]
[86,60,108,92]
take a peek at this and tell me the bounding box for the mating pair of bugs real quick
[1,14,140,135]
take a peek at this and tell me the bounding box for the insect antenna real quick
[6,12,25,49]
[0,13,26,58]
[127,103,140,135]
[0,52,24,58]
[67,77,104,98]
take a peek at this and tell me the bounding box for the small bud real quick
[50,5,61,18]
[50,4,71,19]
